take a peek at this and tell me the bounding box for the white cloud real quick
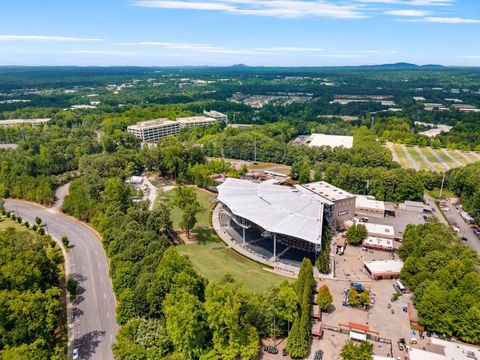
[385,9,430,16]
[254,46,325,52]
[0,35,106,42]
[132,0,366,19]
[424,16,480,23]
[356,0,451,5]
[63,50,140,56]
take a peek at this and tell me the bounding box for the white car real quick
[72,348,79,359]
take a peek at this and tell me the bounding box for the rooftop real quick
[363,236,393,248]
[364,259,403,275]
[128,118,177,129]
[305,133,354,149]
[356,195,385,211]
[303,181,354,202]
[217,178,327,245]
[177,116,217,123]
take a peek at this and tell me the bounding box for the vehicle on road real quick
[72,348,79,359]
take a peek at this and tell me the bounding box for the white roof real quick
[128,118,177,129]
[356,195,385,211]
[363,236,393,249]
[364,260,403,275]
[177,116,217,124]
[217,178,326,245]
[306,133,354,149]
[431,338,480,360]
[303,181,354,202]
[363,222,395,237]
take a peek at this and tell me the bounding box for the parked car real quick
[72,348,79,360]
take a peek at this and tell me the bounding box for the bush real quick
[37,228,45,235]
[35,216,42,225]
[16,216,22,223]
[32,224,38,231]
[61,236,69,248]
[317,285,333,311]
[67,277,78,298]
[24,221,30,229]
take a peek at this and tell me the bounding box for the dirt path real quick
[400,144,419,170]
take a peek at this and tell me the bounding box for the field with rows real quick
[386,143,480,172]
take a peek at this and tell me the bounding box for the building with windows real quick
[364,259,403,279]
[203,110,228,122]
[406,338,480,360]
[355,195,385,218]
[127,115,220,142]
[127,118,181,142]
[302,181,356,229]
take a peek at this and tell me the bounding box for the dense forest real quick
[0,227,65,358]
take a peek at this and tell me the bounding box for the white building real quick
[305,133,354,149]
[127,118,181,142]
[203,110,228,122]
[364,259,403,279]
[177,116,218,129]
[0,118,51,127]
[362,236,394,251]
[127,115,219,142]
[355,195,385,218]
[407,338,480,360]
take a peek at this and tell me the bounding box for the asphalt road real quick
[5,199,118,360]
[444,199,480,254]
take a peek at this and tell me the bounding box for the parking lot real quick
[365,210,426,243]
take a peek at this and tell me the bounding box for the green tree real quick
[340,340,373,360]
[346,224,368,245]
[180,202,201,239]
[317,285,333,312]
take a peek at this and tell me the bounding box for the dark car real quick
[314,349,324,360]
[461,236,468,242]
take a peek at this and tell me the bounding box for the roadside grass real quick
[427,187,456,199]
[0,218,29,231]
[177,229,291,293]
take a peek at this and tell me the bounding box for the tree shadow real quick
[192,227,222,245]
[73,330,106,359]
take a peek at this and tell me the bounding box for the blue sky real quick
[0,0,479,66]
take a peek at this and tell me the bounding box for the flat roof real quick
[364,259,403,275]
[0,118,51,124]
[303,181,354,202]
[177,116,217,123]
[431,338,480,360]
[356,195,385,211]
[363,236,393,248]
[217,178,326,245]
[128,118,177,129]
[306,133,354,149]
[363,222,395,237]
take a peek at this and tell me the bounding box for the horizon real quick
[1,0,479,67]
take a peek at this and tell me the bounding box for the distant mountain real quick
[355,62,446,70]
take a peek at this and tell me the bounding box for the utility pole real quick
[439,172,446,199]
[254,135,257,162]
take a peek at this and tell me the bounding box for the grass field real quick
[154,186,215,230]
[0,218,29,231]
[177,231,291,293]
[388,144,480,172]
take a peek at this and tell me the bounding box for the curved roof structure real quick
[217,178,326,245]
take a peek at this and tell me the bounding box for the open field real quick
[208,157,291,175]
[177,231,290,293]
[154,186,215,230]
[387,143,480,172]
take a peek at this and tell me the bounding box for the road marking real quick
[107,312,110,319]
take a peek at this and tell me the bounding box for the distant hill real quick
[354,62,446,70]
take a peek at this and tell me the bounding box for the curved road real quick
[5,199,118,360]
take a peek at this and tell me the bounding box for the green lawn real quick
[0,218,29,231]
[432,149,457,169]
[177,229,291,293]
[392,144,411,168]
[155,186,215,230]
[426,187,456,200]
[417,147,444,172]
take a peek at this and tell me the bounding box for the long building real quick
[127,115,220,142]
[0,118,51,127]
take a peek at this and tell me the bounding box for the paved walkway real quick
[143,176,158,210]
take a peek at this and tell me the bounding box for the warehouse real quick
[362,236,394,251]
[355,195,385,218]
[304,133,354,149]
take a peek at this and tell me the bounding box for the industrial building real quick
[127,114,220,142]
[0,118,51,127]
[364,259,403,279]
[304,133,354,149]
[346,220,395,240]
[355,195,386,218]
[302,181,356,229]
